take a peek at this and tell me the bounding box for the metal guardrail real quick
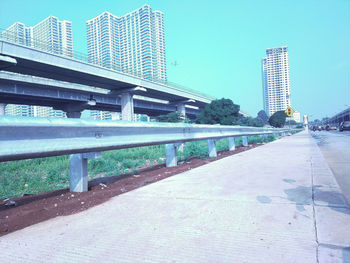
[0,116,296,192]
[0,116,289,162]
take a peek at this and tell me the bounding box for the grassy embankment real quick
[0,135,275,199]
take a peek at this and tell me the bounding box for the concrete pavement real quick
[0,131,349,263]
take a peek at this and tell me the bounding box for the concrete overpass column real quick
[176,103,186,120]
[66,111,82,118]
[208,139,217,158]
[111,112,119,120]
[165,144,177,167]
[0,103,7,115]
[121,92,134,121]
[228,137,236,151]
[242,136,248,147]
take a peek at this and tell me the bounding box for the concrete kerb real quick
[307,132,350,261]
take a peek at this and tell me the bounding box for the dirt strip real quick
[0,144,261,236]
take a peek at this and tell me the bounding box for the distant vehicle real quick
[317,125,322,131]
[325,124,330,131]
[339,121,350,132]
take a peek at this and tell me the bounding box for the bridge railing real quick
[0,116,298,192]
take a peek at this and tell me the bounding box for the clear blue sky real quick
[1,0,349,120]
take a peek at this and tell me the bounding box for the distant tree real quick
[321,117,330,124]
[156,112,185,123]
[287,120,297,125]
[251,117,264,127]
[257,110,269,124]
[269,111,287,128]
[238,116,264,127]
[196,98,240,125]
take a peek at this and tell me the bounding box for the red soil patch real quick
[0,144,261,236]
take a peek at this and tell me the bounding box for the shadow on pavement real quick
[257,178,350,215]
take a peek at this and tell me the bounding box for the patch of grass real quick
[0,136,275,199]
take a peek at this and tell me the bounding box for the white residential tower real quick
[262,46,291,116]
[1,16,73,118]
[86,4,167,83]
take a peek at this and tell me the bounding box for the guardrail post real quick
[69,154,88,192]
[228,137,236,151]
[208,139,217,158]
[69,152,101,192]
[242,136,248,147]
[121,92,134,121]
[262,134,268,142]
[0,103,6,115]
[165,144,177,167]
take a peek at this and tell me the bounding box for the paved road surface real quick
[0,131,349,263]
[311,130,350,204]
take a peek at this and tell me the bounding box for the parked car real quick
[339,121,350,131]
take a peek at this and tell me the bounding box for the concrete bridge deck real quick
[0,131,349,263]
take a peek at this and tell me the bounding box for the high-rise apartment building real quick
[1,16,73,118]
[86,4,167,82]
[31,16,73,57]
[1,16,73,117]
[2,16,73,57]
[262,46,291,116]
[5,104,66,118]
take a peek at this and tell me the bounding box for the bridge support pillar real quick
[176,103,186,121]
[69,152,101,192]
[165,144,177,167]
[0,103,7,115]
[121,92,134,121]
[111,112,119,120]
[228,137,236,151]
[208,139,217,158]
[242,136,248,147]
[66,111,81,118]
